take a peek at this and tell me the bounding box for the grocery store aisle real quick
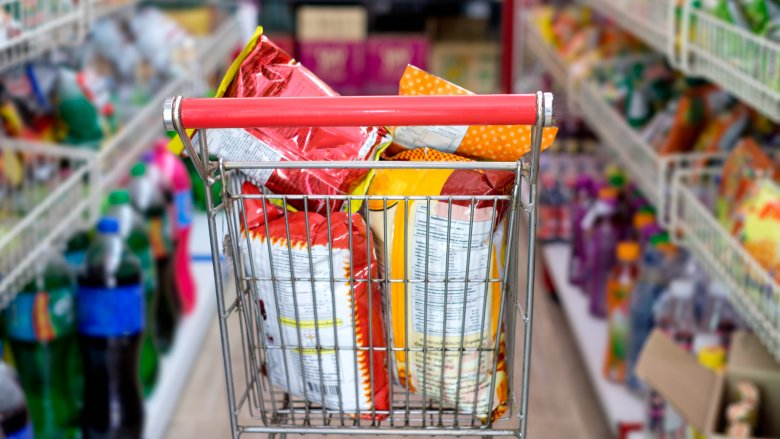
[167,228,612,438]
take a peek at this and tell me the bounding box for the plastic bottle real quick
[77,217,144,439]
[0,360,34,439]
[150,140,196,315]
[626,235,668,392]
[64,229,91,272]
[604,241,641,383]
[700,282,740,349]
[569,175,596,288]
[4,251,80,439]
[582,187,619,318]
[107,189,159,396]
[129,162,180,352]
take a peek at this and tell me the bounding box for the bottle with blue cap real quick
[77,217,144,438]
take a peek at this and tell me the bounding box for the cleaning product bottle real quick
[604,241,641,383]
[569,175,596,288]
[150,139,196,315]
[582,186,619,318]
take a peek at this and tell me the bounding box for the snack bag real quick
[732,179,780,282]
[240,182,389,417]
[717,138,776,229]
[366,149,513,421]
[393,65,557,162]
[170,28,391,214]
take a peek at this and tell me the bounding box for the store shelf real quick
[0,141,97,307]
[523,10,568,90]
[0,1,84,72]
[542,243,646,433]
[578,0,675,58]
[0,12,240,309]
[144,212,222,439]
[671,168,780,360]
[681,7,780,122]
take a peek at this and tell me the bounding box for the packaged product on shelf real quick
[392,65,557,162]
[4,251,80,439]
[732,178,780,285]
[366,149,513,421]
[172,29,391,214]
[717,137,776,230]
[657,86,733,155]
[568,174,596,288]
[239,182,389,417]
[691,104,750,154]
[581,187,619,318]
[604,241,640,383]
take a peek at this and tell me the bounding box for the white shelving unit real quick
[0,10,241,307]
[576,0,780,121]
[143,213,222,439]
[671,168,780,359]
[541,243,646,433]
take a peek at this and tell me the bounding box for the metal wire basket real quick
[163,93,554,438]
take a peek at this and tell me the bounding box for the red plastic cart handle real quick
[164,94,544,130]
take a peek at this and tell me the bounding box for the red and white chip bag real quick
[240,182,390,418]
[172,28,391,213]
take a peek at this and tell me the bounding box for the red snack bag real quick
[177,29,391,213]
[240,182,390,418]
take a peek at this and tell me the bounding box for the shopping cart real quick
[163,93,554,438]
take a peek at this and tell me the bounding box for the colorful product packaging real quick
[393,65,557,162]
[366,148,513,421]
[717,137,776,230]
[169,29,392,214]
[240,181,389,418]
[364,35,428,95]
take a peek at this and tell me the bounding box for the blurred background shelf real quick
[541,243,646,433]
[0,9,240,319]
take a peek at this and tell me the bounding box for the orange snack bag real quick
[394,65,557,162]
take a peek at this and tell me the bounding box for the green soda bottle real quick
[4,251,80,439]
[107,189,160,396]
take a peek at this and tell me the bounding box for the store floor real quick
[166,275,612,438]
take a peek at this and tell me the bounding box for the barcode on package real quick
[194,129,283,186]
[307,382,341,396]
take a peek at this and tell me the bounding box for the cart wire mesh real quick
[164,93,553,438]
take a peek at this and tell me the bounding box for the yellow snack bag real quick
[366,149,511,421]
[394,65,557,162]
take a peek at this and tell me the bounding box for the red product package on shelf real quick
[239,181,390,418]
[174,28,391,214]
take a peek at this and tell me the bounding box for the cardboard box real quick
[428,42,499,94]
[364,35,428,95]
[296,6,366,42]
[636,330,780,438]
[297,41,365,96]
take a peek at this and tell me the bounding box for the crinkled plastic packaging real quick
[175,29,391,213]
[366,149,512,421]
[392,65,557,162]
[240,182,390,418]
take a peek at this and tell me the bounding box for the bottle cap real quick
[108,189,131,206]
[598,187,618,201]
[633,212,655,230]
[130,162,147,177]
[97,217,120,234]
[608,173,626,188]
[639,205,656,215]
[670,279,695,299]
[649,232,670,246]
[617,241,641,262]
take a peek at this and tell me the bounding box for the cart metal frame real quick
[163,93,553,438]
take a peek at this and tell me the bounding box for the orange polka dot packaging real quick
[240,181,390,419]
[366,149,512,421]
[393,65,557,162]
